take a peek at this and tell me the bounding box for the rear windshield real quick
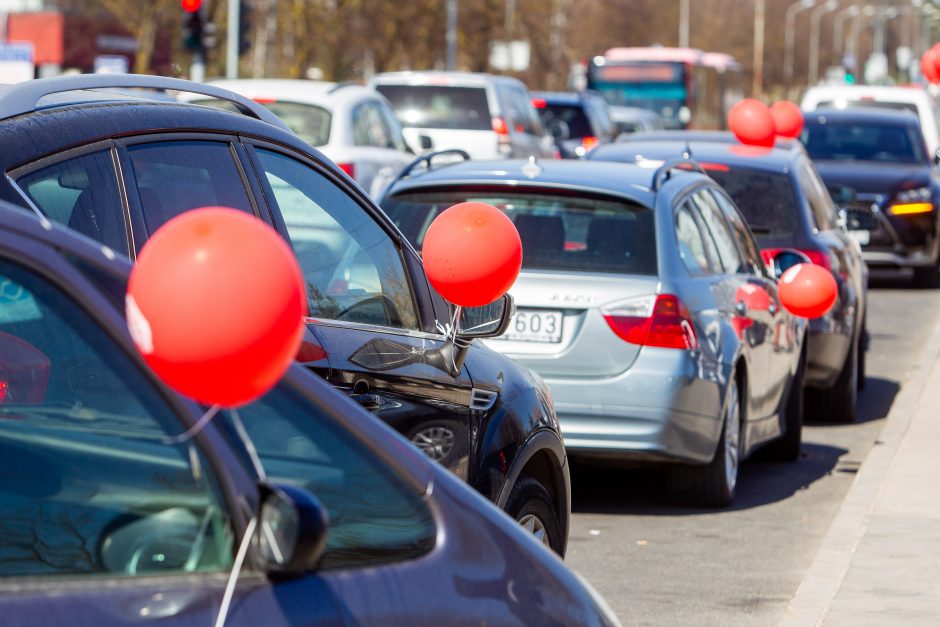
[802,121,928,164]
[704,167,800,236]
[538,104,593,138]
[375,85,491,130]
[194,99,331,146]
[384,189,657,275]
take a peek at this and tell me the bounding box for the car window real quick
[376,99,410,152]
[14,150,128,255]
[352,101,395,149]
[254,148,419,331]
[507,88,540,136]
[710,189,766,277]
[693,190,747,274]
[125,141,255,235]
[193,98,332,147]
[220,382,435,570]
[538,103,593,138]
[0,259,233,578]
[375,84,491,130]
[675,203,712,276]
[384,189,657,275]
[802,119,928,164]
[796,160,838,231]
[703,166,800,236]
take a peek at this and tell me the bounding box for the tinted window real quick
[221,383,435,569]
[352,101,400,149]
[255,149,419,330]
[675,203,712,276]
[538,103,594,138]
[385,189,657,275]
[15,150,127,254]
[796,160,839,231]
[376,85,491,130]
[506,88,541,136]
[705,166,801,236]
[802,120,927,164]
[126,141,254,234]
[0,260,233,578]
[693,190,746,274]
[194,99,332,146]
[711,190,766,276]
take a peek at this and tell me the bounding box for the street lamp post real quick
[833,6,861,66]
[785,0,816,85]
[446,0,457,71]
[808,0,838,87]
[679,0,690,48]
[754,0,765,97]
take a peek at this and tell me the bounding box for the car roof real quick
[802,84,931,105]
[384,157,715,207]
[803,106,921,126]
[205,79,378,108]
[371,71,525,89]
[618,129,804,150]
[590,136,802,174]
[531,91,597,105]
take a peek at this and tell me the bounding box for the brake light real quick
[700,162,730,172]
[761,248,831,272]
[889,202,933,216]
[252,97,277,104]
[492,116,509,136]
[582,136,600,150]
[531,98,547,108]
[602,294,698,350]
[0,380,7,403]
[337,162,356,178]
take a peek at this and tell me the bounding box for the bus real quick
[583,47,742,131]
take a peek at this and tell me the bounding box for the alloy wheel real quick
[518,513,551,547]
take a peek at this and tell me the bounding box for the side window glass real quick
[15,150,128,254]
[377,100,409,152]
[125,141,254,235]
[693,190,746,274]
[0,260,233,578]
[221,382,435,569]
[254,148,420,331]
[676,203,712,276]
[799,161,838,230]
[711,190,765,276]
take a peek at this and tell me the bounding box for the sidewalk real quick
[781,314,940,626]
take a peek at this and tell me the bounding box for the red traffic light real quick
[181,0,202,12]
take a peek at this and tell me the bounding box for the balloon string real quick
[449,305,462,344]
[162,403,221,444]
[213,515,257,627]
[227,408,267,481]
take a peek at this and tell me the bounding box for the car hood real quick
[812,161,932,195]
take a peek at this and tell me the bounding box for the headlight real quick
[890,186,934,215]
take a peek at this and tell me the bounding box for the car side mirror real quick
[769,249,812,280]
[457,293,514,339]
[547,119,570,141]
[254,483,328,577]
[419,134,434,151]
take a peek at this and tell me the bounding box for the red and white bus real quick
[582,47,742,130]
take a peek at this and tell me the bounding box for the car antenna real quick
[682,142,693,159]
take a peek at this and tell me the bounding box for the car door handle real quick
[350,392,382,410]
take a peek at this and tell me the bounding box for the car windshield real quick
[538,103,593,138]
[802,121,928,164]
[384,188,657,275]
[703,166,800,236]
[194,98,332,146]
[374,85,491,130]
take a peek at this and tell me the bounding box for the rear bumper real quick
[540,348,729,464]
[806,317,852,388]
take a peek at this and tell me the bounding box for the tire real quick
[807,332,858,423]
[504,476,564,556]
[757,349,805,463]
[912,257,940,289]
[668,375,743,508]
[857,317,867,391]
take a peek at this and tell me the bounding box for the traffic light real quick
[181,0,204,51]
[238,0,251,55]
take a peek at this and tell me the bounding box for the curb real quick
[780,312,940,626]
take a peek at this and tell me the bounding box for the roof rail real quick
[0,73,293,133]
[651,157,706,191]
[327,81,361,94]
[393,149,471,183]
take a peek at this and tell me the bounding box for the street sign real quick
[896,46,912,72]
[490,40,530,72]
[0,42,34,83]
[93,55,129,74]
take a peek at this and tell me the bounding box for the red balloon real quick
[770,101,803,139]
[922,49,940,83]
[729,99,776,148]
[778,263,837,319]
[736,283,771,312]
[126,207,307,407]
[423,202,522,307]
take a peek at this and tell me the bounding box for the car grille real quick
[845,203,880,231]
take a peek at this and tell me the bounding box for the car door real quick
[0,240,349,626]
[691,189,776,430]
[243,142,476,480]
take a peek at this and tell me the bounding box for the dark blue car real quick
[0,203,618,626]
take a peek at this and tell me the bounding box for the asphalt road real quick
[566,272,940,626]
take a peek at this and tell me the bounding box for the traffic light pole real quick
[226,0,239,79]
[191,48,205,82]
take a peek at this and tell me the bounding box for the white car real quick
[370,71,554,160]
[801,85,940,157]
[196,79,414,199]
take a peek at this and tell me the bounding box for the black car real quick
[531,91,617,158]
[0,74,570,555]
[801,108,940,288]
[0,201,618,625]
[589,133,868,423]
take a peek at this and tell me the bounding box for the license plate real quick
[848,230,870,246]
[496,310,564,343]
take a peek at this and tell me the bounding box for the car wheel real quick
[912,257,940,289]
[407,421,458,467]
[757,349,805,463]
[857,316,867,391]
[807,331,858,423]
[668,375,742,507]
[504,476,564,556]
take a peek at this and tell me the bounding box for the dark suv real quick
[531,91,617,158]
[0,75,570,555]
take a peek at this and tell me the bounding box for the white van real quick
[801,85,940,157]
[371,71,554,160]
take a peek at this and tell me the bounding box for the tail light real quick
[492,116,509,136]
[492,116,512,155]
[531,98,547,109]
[602,294,698,350]
[581,136,599,151]
[337,162,356,179]
[0,380,7,403]
[761,248,831,272]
